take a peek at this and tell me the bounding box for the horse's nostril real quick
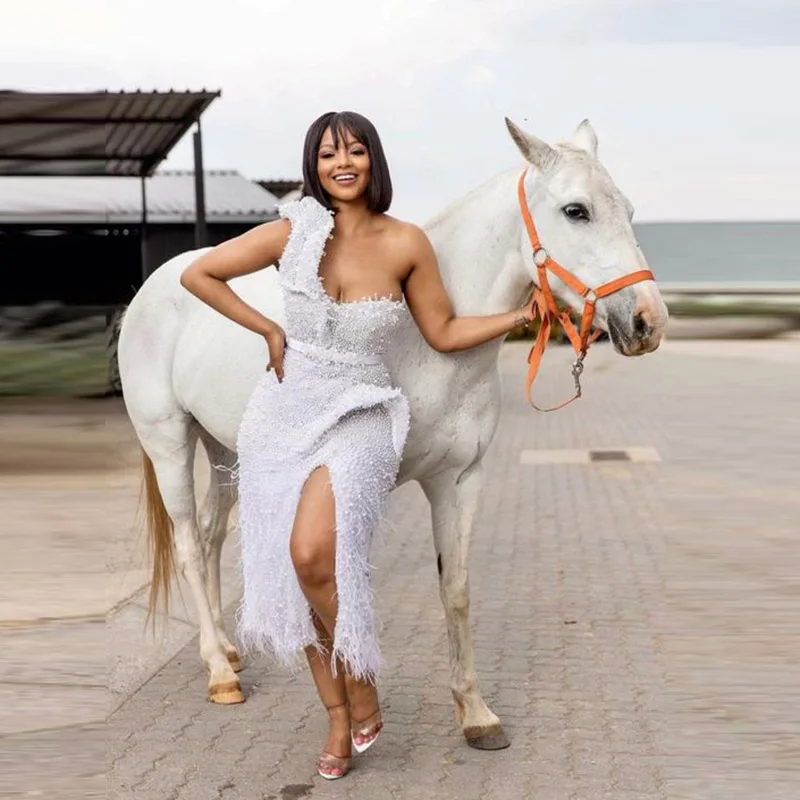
[634,312,649,338]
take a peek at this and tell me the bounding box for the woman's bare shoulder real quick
[379,215,431,255]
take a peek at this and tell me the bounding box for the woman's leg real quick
[304,613,351,777]
[290,465,351,776]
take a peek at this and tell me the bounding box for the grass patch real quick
[665,299,800,319]
[0,335,110,397]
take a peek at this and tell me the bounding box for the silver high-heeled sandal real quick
[351,708,383,754]
[318,702,352,780]
[317,751,351,780]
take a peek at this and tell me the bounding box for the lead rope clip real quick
[571,352,586,398]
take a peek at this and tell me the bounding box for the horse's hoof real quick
[208,681,244,705]
[464,724,510,750]
[226,651,243,673]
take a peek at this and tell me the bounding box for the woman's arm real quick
[180,218,290,336]
[180,218,291,380]
[402,225,533,354]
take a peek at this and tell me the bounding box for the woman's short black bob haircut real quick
[301,111,393,214]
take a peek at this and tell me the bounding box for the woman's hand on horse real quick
[516,291,538,327]
[264,323,286,382]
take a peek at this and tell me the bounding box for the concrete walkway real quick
[0,399,238,799]
[3,336,798,799]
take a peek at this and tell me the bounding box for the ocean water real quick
[634,221,800,284]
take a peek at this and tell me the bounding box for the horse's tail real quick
[106,305,127,396]
[141,449,176,623]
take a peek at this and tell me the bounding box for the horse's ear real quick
[504,117,557,171]
[571,118,599,158]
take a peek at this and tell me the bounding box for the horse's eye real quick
[563,203,590,222]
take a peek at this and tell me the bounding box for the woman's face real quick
[317,126,371,204]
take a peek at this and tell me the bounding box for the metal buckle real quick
[571,352,586,398]
[533,247,548,267]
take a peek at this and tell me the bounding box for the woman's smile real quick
[316,124,372,203]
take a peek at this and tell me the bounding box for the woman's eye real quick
[563,203,590,222]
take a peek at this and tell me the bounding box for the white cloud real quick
[465,65,498,88]
[527,0,800,47]
[4,0,533,93]
[2,1,799,222]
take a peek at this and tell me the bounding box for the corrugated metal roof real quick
[0,170,279,224]
[0,90,219,177]
[256,179,302,199]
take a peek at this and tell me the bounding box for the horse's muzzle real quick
[608,310,664,356]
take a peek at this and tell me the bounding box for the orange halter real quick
[518,171,655,412]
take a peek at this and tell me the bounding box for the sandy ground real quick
[0,394,238,799]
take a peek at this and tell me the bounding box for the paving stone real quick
[105,342,800,799]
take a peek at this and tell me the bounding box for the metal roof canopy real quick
[0,89,222,278]
[0,171,280,224]
[0,90,220,177]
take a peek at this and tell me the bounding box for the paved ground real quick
[4,337,799,799]
[0,397,240,800]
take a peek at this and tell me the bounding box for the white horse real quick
[117,118,668,749]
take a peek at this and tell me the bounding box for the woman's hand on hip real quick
[264,323,287,382]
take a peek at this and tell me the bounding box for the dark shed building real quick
[0,170,279,306]
[0,89,239,310]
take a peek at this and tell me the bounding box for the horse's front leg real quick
[421,461,510,750]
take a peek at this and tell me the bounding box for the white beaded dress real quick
[235,195,411,682]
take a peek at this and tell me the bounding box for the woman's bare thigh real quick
[289,465,337,576]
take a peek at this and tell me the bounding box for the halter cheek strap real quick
[517,171,655,412]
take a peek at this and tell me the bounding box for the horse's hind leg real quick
[421,461,509,750]
[197,431,241,672]
[143,416,242,704]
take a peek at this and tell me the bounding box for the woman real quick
[181,110,534,780]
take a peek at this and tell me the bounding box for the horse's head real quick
[505,117,668,356]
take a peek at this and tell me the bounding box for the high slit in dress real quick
[235,195,411,682]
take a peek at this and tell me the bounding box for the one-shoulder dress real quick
[235,195,411,682]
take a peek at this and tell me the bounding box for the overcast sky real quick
[4,0,799,223]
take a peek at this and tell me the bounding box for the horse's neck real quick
[424,168,530,317]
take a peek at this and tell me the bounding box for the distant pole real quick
[193,121,208,249]
[140,176,148,283]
